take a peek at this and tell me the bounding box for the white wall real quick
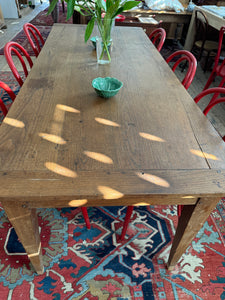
[0,0,19,18]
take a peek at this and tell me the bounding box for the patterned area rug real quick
[0,26,51,56]
[0,71,21,123]
[30,3,73,26]
[0,199,224,299]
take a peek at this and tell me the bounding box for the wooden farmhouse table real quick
[1,24,225,274]
[184,5,225,50]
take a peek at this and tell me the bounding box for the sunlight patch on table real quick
[98,186,124,199]
[95,117,120,127]
[190,149,220,160]
[136,172,170,188]
[39,133,66,144]
[45,162,77,178]
[51,105,65,136]
[139,132,165,142]
[84,151,113,164]
[56,104,80,113]
[3,117,25,128]
[69,199,88,206]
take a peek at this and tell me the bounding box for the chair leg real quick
[81,207,91,229]
[177,205,183,218]
[61,0,65,13]
[203,51,210,73]
[119,206,134,241]
[208,77,225,107]
[203,71,217,90]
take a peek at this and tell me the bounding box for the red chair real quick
[149,28,166,52]
[166,50,197,90]
[195,87,225,132]
[203,26,225,106]
[81,207,91,229]
[0,81,16,118]
[4,42,33,87]
[23,23,45,57]
[178,87,225,218]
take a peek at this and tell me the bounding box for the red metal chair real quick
[23,23,45,58]
[4,42,33,87]
[178,87,225,217]
[149,28,166,52]
[195,87,225,132]
[166,50,197,90]
[203,26,225,106]
[81,207,91,229]
[0,81,16,118]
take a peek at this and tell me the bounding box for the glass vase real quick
[96,17,114,64]
[96,37,112,64]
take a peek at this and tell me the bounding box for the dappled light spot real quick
[133,202,151,206]
[95,117,120,127]
[98,186,124,199]
[3,117,25,128]
[190,149,219,161]
[182,196,195,199]
[139,132,165,142]
[84,151,113,164]
[69,199,88,206]
[51,106,65,136]
[45,162,77,178]
[136,172,170,188]
[56,104,80,113]
[39,133,66,144]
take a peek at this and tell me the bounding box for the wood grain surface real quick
[1,25,225,273]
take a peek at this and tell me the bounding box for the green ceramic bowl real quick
[92,77,123,98]
[90,36,97,48]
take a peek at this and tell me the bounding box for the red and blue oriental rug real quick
[0,200,224,299]
[0,71,21,123]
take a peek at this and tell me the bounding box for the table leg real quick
[167,197,221,270]
[183,8,195,51]
[1,201,44,275]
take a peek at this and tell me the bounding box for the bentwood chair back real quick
[4,42,33,87]
[23,23,45,57]
[166,50,197,90]
[149,28,166,52]
[195,87,225,130]
[0,81,16,119]
[191,10,219,72]
[203,26,225,106]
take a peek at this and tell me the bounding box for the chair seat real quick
[195,40,219,51]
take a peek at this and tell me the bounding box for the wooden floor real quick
[0,1,225,139]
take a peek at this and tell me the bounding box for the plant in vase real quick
[48,0,140,63]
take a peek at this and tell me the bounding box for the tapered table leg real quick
[167,197,221,270]
[1,201,44,275]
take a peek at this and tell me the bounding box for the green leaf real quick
[112,7,124,18]
[106,0,112,11]
[85,17,96,42]
[122,1,140,11]
[67,0,76,20]
[96,0,104,10]
[47,0,58,15]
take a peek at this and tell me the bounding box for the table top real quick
[194,5,225,30]
[1,24,225,206]
[202,5,225,18]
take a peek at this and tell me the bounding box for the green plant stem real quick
[97,21,111,62]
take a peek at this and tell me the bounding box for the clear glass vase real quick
[96,37,112,64]
[96,17,114,64]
